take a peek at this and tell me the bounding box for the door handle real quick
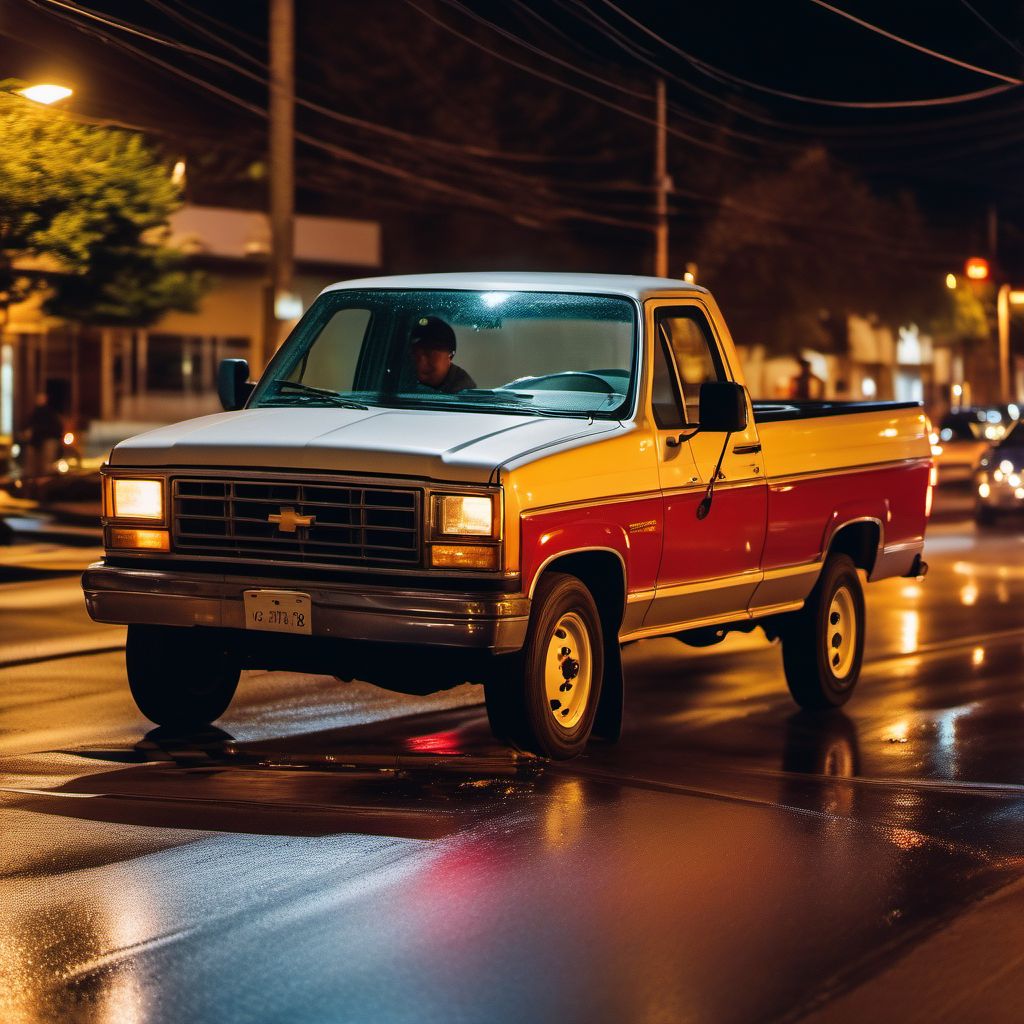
[732,442,761,455]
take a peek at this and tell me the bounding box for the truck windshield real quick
[250,289,637,419]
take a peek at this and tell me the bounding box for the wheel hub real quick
[826,585,857,680]
[545,612,592,730]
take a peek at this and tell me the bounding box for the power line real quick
[30,0,609,168]
[404,0,756,162]
[958,0,1024,61]
[557,0,1024,150]
[436,0,794,154]
[141,0,267,70]
[806,0,1024,85]
[22,0,660,232]
[597,0,1021,107]
[15,0,1010,260]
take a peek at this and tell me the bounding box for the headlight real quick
[434,494,495,537]
[111,478,164,520]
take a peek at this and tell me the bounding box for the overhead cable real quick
[404,0,754,161]
[958,0,1024,61]
[436,0,794,153]
[30,0,606,167]
[22,0,657,231]
[806,0,1023,84]
[597,0,1020,106]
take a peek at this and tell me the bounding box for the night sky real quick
[2,1,1023,275]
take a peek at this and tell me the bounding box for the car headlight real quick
[110,478,164,520]
[434,494,496,537]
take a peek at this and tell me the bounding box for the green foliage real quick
[43,226,204,327]
[697,148,942,355]
[931,285,991,345]
[0,88,202,325]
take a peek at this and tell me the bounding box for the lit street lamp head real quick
[17,83,73,105]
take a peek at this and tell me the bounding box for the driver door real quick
[644,302,768,630]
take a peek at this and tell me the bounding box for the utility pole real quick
[654,77,668,278]
[264,0,295,369]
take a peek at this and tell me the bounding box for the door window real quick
[651,334,685,429]
[657,308,725,424]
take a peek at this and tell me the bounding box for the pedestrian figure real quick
[790,358,824,401]
[20,392,63,498]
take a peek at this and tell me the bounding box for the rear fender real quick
[821,511,885,574]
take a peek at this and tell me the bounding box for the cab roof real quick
[322,271,708,304]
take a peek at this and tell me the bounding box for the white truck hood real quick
[109,406,621,484]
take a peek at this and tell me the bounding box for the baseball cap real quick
[410,316,456,353]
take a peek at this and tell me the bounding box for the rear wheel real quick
[484,572,603,759]
[126,624,240,730]
[780,554,864,710]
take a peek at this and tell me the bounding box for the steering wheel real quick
[506,371,616,394]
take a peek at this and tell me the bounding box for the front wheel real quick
[484,572,603,759]
[780,554,864,710]
[126,624,240,730]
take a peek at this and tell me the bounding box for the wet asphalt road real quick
[1,497,1023,1023]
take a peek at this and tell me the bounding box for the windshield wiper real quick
[378,397,589,419]
[264,381,368,409]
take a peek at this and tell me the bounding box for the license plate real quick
[243,590,312,635]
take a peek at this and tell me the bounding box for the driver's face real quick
[412,344,452,388]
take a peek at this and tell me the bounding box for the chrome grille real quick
[172,477,421,567]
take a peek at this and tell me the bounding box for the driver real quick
[410,316,476,394]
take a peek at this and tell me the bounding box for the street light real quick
[16,83,73,105]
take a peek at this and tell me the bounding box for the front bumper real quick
[82,563,530,655]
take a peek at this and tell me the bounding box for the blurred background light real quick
[17,83,73,104]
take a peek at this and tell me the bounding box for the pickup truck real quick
[83,273,932,759]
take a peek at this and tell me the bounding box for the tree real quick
[43,224,202,327]
[696,148,941,354]
[0,87,202,330]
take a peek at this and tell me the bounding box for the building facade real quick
[1,205,381,451]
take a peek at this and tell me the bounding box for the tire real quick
[780,554,864,711]
[126,624,241,730]
[975,505,997,526]
[483,572,603,759]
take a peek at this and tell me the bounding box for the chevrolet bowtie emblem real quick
[268,507,316,533]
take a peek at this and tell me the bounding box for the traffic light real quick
[965,257,990,281]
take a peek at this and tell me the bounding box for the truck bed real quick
[753,400,922,423]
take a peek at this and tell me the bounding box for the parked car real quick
[83,273,932,759]
[933,406,1019,484]
[974,421,1024,524]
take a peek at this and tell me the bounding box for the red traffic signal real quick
[965,257,990,281]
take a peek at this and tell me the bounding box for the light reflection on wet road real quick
[1,511,1023,1022]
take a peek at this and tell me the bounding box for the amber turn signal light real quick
[429,544,499,570]
[108,528,170,551]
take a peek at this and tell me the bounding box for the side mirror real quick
[218,359,253,411]
[698,381,748,432]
